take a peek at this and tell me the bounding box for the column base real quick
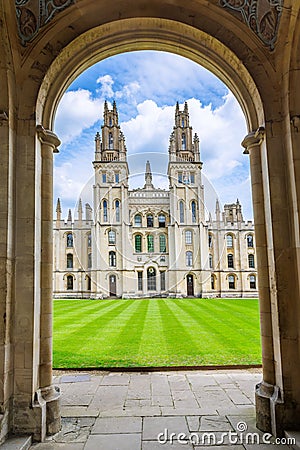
[256,382,300,437]
[41,385,61,435]
[255,381,274,433]
[13,385,61,442]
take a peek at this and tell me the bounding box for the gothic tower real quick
[92,101,130,297]
[167,102,208,296]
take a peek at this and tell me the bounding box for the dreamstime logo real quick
[157,421,296,446]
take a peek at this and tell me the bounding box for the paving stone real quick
[100,373,130,385]
[224,388,252,405]
[31,444,85,449]
[161,407,216,416]
[143,416,189,441]
[49,417,94,443]
[60,374,91,383]
[142,441,193,449]
[92,417,142,434]
[2,436,32,450]
[99,406,161,417]
[151,374,171,397]
[89,385,128,409]
[61,406,99,417]
[61,394,93,406]
[152,395,173,407]
[84,433,141,450]
[194,446,245,450]
[199,415,233,431]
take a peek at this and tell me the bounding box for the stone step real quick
[285,431,300,449]
[0,436,32,450]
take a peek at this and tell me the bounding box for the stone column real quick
[242,128,276,433]
[37,125,61,435]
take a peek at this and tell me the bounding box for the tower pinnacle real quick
[144,160,154,189]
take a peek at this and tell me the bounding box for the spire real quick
[56,198,61,214]
[144,160,154,189]
[184,101,188,112]
[176,101,179,112]
[78,198,83,222]
[67,208,72,223]
[56,198,62,225]
[215,199,220,222]
[104,100,108,113]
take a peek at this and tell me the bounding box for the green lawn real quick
[53,298,262,368]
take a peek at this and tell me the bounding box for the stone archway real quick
[1,0,300,443]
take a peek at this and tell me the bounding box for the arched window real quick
[134,214,142,226]
[87,234,92,247]
[181,118,185,127]
[109,117,112,127]
[227,253,234,268]
[248,254,255,268]
[109,251,116,267]
[135,235,142,253]
[185,230,192,245]
[109,132,113,149]
[211,275,215,290]
[179,201,184,223]
[250,275,256,289]
[108,230,116,245]
[66,233,73,247]
[247,234,254,248]
[159,234,166,253]
[228,275,235,289]
[186,251,193,267]
[209,254,213,269]
[226,234,233,248]
[88,253,92,269]
[67,275,73,290]
[147,267,156,291]
[158,214,166,227]
[191,201,196,223]
[103,200,108,222]
[208,234,213,248]
[182,133,186,150]
[147,234,154,253]
[67,253,73,269]
[147,214,154,227]
[86,276,91,291]
[115,200,120,222]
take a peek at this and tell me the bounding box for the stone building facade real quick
[53,102,258,299]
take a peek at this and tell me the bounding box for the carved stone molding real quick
[219,0,283,49]
[15,0,75,45]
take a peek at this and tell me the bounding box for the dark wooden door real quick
[109,275,116,297]
[187,274,194,296]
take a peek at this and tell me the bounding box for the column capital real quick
[242,126,265,154]
[36,125,60,153]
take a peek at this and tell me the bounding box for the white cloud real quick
[54,89,102,143]
[96,74,115,98]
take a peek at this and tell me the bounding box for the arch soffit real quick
[36,18,264,132]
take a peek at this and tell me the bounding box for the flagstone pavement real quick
[29,369,293,449]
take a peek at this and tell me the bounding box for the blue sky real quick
[54,50,252,220]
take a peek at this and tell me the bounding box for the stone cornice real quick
[242,126,265,154]
[36,125,60,152]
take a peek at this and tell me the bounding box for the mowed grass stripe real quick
[53,298,261,368]
[171,300,260,364]
[95,299,150,366]
[157,300,200,365]
[53,300,138,366]
[137,298,169,366]
[53,299,117,330]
